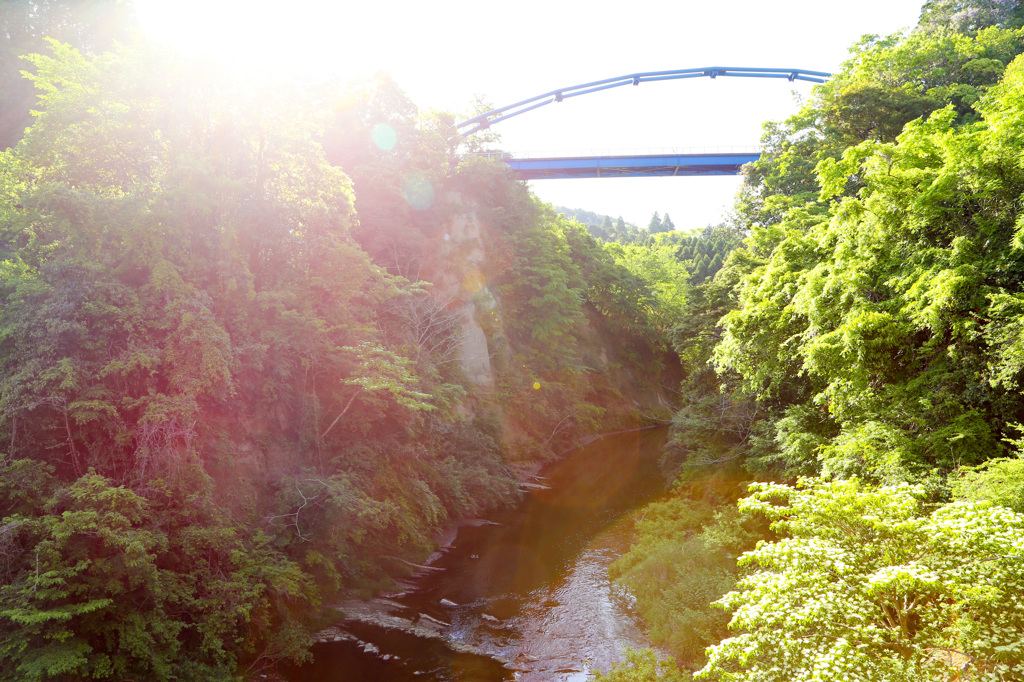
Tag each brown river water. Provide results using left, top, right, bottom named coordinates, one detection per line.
left=283, top=426, right=669, bottom=681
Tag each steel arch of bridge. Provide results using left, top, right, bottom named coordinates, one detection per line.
left=456, top=66, right=831, bottom=137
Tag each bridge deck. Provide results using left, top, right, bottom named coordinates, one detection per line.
left=503, top=152, right=761, bottom=179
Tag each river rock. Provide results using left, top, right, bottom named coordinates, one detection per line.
left=440, top=598, right=458, bottom=608
left=418, top=613, right=451, bottom=628
left=520, top=481, right=553, bottom=491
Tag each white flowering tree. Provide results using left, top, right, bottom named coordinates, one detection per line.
left=697, top=478, right=1024, bottom=681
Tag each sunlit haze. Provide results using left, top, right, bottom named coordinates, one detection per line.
left=136, top=0, right=928, bottom=229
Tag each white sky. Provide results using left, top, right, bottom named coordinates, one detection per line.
left=136, top=0, right=927, bottom=229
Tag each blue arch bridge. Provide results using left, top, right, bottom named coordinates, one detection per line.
left=456, top=67, right=830, bottom=180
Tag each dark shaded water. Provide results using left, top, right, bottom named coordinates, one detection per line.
left=284, top=427, right=668, bottom=681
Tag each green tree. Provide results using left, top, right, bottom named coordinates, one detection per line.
left=735, top=22, right=1024, bottom=232
left=951, top=447, right=1024, bottom=513
left=495, top=202, right=585, bottom=367
left=456, top=93, right=502, bottom=153
left=918, top=0, right=1024, bottom=34
left=717, top=51, right=1024, bottom=478
left=0, top=467, right=314, bottom=680
left=323, top=72, right=452, bottom=279
left=699, top=478, right=1024, bottom=682
left=609, top=241, right=690, bottom=332
left=648, top=211, right=664, bottom=233
left=0, top=0, right=134, bottom=149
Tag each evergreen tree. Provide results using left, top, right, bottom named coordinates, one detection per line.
left=707, top=252, right=723, bottom=278
left=648, top=211, right=663, bottom=233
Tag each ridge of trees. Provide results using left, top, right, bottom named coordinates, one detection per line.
left=554, top=206, right=641, bottom=243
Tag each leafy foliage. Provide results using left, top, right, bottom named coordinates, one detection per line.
left=951, top=452, right=1024, bottom=512
left=0, top=464, right=314, bottom=680
left=716, top=53, right=1024, bottom=479
left=618, top=11, right=1024, bottom=682
left=698, top=479, right=1024, bottom=682
left=609, top=494, right=760, bottom=670
left=0, top=0, right=135, bottom=149
left=594, top=648, right=689, bottom=682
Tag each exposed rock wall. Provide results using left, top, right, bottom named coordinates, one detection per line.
left=418, top=191, right=678, bottom=431
left=419, top=192, right=502, bottom=392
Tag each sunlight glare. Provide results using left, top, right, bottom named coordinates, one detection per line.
left=134, top=0, right=420, bottom=82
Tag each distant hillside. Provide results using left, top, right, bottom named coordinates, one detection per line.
left=554, top=206, right=645, bottom=243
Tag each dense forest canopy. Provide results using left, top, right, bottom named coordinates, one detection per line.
left=0, top=5, right=684, bottom=679
left=599, top=2, right=1024, bottom=681
left=2, top=1, right=1024, bottom=681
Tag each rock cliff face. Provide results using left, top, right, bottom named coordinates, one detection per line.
left=419, top=192, right=502, bottom=392
left=420, top=192, right=679, bottom=429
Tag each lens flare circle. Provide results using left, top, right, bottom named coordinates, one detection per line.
left=371, top=123, right=397, bottom=150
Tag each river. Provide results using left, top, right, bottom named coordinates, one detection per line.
left=283, top=426, right=669, bottom=681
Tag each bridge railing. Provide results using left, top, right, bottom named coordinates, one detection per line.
left=469, top=145, right=762, bottom=161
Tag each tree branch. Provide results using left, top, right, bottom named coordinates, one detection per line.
left=320, top=388, right=362, bottom=440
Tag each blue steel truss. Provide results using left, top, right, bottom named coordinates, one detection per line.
left=456, top=67, right=831, bottom=136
